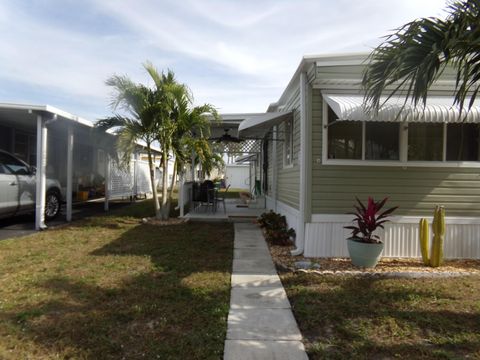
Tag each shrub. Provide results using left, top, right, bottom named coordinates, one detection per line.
left=257, top=211, right=295, bottom=246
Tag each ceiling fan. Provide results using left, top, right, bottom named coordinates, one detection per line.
left=209, top=128, right=243, bottom=143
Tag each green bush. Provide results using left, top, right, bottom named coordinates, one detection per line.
left=257, top=210, right=295, bottom=246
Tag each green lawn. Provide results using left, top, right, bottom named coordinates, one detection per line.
left=217, top=188, right=249, bottom=199
left=281, top=273, right=480, bottom=359
left=0, top=201, right=234, bottom=360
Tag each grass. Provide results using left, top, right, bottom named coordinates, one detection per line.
left=0, top=200, right=234, bottom=359
left=281, top=273, right=480, bottom=359
left=217, top=188, right=249, bottom=199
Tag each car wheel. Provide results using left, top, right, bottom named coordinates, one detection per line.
left=45, top=190, right=61, bottom=220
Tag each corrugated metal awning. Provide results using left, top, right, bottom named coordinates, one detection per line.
left=238, top=111, right=292, bottom=138
left=323, top=93, right=480, bottom=123
left=235, top=154, right=257, bottom=163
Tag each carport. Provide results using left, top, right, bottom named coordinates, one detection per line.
left=0, top=103, right=157, bottom=230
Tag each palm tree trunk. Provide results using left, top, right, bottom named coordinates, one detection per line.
left=161, top=151, right=169, bottom=220
left=166, top=159, right=178, bottom=215
left=146, top=145, right=161, bottom=218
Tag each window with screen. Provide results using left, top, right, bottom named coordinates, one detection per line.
left=327, top=106, right=362, bottom=159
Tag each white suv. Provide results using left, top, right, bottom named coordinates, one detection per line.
left=0, top=150, right=62, bottom=220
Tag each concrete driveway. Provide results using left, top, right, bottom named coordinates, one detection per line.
left=0, top=200, right=134, bottom=241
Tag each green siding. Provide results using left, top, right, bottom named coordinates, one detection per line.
left=311, top=89, right=322, bottom=166
left=312, top=165, right=480, bottom=216
left=310, top=87, right=480, bottom=217
left=275, top=87, right=301, bottom=209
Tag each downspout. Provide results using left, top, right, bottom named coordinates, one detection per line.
left=291, top=71, right=311, bottom=255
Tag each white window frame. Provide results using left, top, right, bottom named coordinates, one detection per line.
left=321, top=99, right=480, bottom=168
left=283, top=118, right=294, bottom=168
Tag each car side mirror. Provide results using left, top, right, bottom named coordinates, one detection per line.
left=30, top=166, right=36, bottom=175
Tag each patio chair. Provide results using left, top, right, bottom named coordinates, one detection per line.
left=192, top=181, right=215, bottom=212
left=215, top=185, right=230, bottom=213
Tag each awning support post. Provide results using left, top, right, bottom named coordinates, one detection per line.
left=179, top=172, right=185, bottom=217
left=104, top=154, right=110, bottom=211
left=272, top=125, right=278, bottom=212
left=66, top=125, right=74, bottom=222
left=35, top=114, right=47, bottom=230
left=133, top=151, right=138, bottom=200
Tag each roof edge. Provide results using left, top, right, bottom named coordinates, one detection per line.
left=268, top=52, right=370, bottom=112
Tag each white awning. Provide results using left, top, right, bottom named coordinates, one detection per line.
left=238, top=111, right=293, bottom=138
left=235, top=154, right=257, bottom=163
left=323, top=94, right=480, bottom=123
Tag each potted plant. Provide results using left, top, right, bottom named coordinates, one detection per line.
left=344, top=197, right=398, bottom=268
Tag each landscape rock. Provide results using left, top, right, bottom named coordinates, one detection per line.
left=294, top=261, right=312, bottom=269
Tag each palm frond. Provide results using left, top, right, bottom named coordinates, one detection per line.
left=363, top=0, right=480, bottom=116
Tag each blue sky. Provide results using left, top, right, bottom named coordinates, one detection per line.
left=0, top=0, right=447, bottom=121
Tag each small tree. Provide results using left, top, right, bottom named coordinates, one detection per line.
left=96, top=68, right=164, bottom=218
left=143, top=62, right=220, bottom=219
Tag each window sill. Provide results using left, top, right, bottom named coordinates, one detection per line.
left=321, top=159, right=480, bottom=168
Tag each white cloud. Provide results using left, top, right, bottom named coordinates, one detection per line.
left=0, top=0, right=448, bottom=118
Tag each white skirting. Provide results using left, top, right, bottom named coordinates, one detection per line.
left=304, top=214, right=480, bottom=259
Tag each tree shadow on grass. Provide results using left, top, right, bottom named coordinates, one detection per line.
left=0, top=222, right=234, bottom=360
left=282, top=274, right=480, bottom=360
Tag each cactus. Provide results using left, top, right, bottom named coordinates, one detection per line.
left=430, top=205, right=445, bottom=267
left=419, top=218, right=430, bottom=265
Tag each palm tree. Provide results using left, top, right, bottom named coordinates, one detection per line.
left=362, top=0, right=480, bottom=114
left=164, top=89, right=220, bottom=217
left=143, top=63, right=220, bottom=219
left=95, top=67, right=165, bottom=218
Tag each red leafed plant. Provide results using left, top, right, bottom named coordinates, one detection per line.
left=344, top=197, right=398, bottom=244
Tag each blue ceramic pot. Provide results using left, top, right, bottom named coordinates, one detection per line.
left=347, top=238, right=384, bottom=268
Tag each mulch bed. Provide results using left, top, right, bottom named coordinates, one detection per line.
left=269, top=243, right=480, bottom=275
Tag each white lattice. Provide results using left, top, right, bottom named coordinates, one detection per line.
left=109, top=160, right=153, bottom=199
left=215, top=139, right=261, bottom=154
left=109, top=162, right=133, bottom=198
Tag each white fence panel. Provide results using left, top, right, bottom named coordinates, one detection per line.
left=135, top=160, right=152, bottom=195
left=109, top=162, right=133, bottom=199
left=109, top=159, right=153, bottom=200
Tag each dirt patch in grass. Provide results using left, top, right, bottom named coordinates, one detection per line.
left=143, top=217, right=188, bottom=226
left=0, top=203, right=234, bottom=360
left=270, top=244, right=480, bottom=274
left=281, top=272, right=480, bottom=359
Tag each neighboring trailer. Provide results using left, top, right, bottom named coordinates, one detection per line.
left=0, top=104, right=159, bottom=229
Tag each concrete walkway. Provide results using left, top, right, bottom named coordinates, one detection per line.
left=224, top=223, right=308, bottom=360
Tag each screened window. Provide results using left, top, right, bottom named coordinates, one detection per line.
left=447, top=123, right=480, bottom=161
left=365, top=122, right=399, bottom=160
left=284, top=119, right=294, bottom=165
left=327, top=107, right=362, bottom=159
left=324, top=103, right=480, bottom=165
left=408, top=123, right=444, bottom=161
